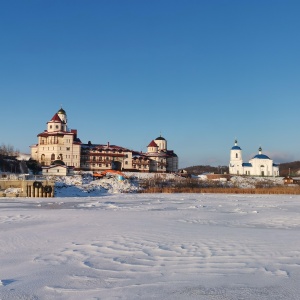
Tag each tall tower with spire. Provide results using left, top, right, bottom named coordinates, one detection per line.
left=229, top=139, right=243, bottom=175
left=57, top=107, right=67, bottom=131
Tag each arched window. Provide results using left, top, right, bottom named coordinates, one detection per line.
left=58, top=154, right=63, bottom=160
left=41, top=154, right=45, bottom=161
left=51, top=154, right=55, bottom=161
left=236, top=153, right=238, bottom=158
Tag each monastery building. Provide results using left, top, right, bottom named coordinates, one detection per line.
left=30, top=108, right=178, bottom=173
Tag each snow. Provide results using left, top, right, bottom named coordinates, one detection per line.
left=46, top=172, right=286, bottom=197
left=48, top=172, right=181, bottom=197
left=16, top=153, right=31, bottom=161
left=0, top=174, right=299, bottom=298
left=1, top=186, right=300, bottom=299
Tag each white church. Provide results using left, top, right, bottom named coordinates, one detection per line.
left=229, top=140, right=279, bottom=177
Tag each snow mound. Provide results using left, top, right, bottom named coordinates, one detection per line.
left=52, top=173, right=140, bottom=197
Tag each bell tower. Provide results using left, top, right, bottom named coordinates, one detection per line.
left=57, top=107, right=67, bottom=131
left=230, top=140, right=242, bottom=161
left=229, top=139, right=243, bottom=174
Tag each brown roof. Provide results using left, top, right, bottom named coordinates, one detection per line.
left=49, top=113, right=62, bottom=122
left=147, top=140, right=158, bottom=147
left=37, top=131, right=76, bottom=137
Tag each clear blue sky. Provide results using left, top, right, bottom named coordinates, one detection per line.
left=1, top=0, right=300, bottom=168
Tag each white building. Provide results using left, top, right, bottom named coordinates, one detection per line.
left=42, top=160, right=75, bottom=176
left=30, top=108, right=82, bottom=169
left=229, top=140, right=279, bottom=176
left=31, top=108, right=179, bottom=173
left=145, top=136, right=178, bottom=172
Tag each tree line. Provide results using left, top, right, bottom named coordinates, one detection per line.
left=0, top=143, right=20, bottom=157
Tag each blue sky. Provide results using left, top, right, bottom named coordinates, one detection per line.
left=1, top=0, right=300, bottom=168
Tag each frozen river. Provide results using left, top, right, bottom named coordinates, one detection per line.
left=1, top=193, right=300, bottom=299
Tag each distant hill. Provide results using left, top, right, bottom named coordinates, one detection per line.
left=279, top=161, right=300, bottom=177
left=182, top=165, right=229, bottom=175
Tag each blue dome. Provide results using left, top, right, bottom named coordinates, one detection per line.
left=252, top=154, right=270, bottom=160
left=242, top=163, right=252, bottom=167
left=231, top=146, right=241, bottom=150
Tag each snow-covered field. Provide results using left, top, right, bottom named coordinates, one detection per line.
left=1, top=192, right=300, bottom=299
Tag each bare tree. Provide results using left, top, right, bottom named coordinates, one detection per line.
left=0, top=143, right=18, bottom=156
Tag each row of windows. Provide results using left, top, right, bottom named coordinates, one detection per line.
left=133, top=165, right=149, bottom=169
left=81, top=154, right=129, bottom=159
left=49, top=125, right=60, bottom=129
left=41, top=154, right=78, bottom=160
left=42, top=147, right=71, bottom=151
left=84, top=164, right=110, bottom=168
left=83, top=149, right=125, bottom=154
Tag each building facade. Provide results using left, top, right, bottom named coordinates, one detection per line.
left=144, top=136, right=178, bottom=172
left=31, top=108, right=179, bottom=173
left=229, top=140, right=279, bottom=176
left=30, top=108, right=82, bottom=169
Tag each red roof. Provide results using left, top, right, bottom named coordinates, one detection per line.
left=37, top=131, right=75, bottom=137
left=50, top=113, right=62, bottom=122
left=147, top=140, right=158, bottom=147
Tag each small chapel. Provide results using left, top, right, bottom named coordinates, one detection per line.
left=229, top=140, right=279, bottom=177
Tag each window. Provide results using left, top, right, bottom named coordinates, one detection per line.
left=51, top=154, right=55, bottom=161
left=236, top=153, right=238, bottom=158
left=125, top=161, right=128, bottom=165
left=57, top=170, right=59, bottom=173
left=50, top=125, right=52, bottom=129
left=56, top=125, right=59, bottom=129
left=66, top=147, right=70, bottom=151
